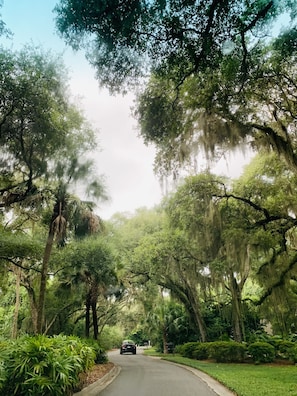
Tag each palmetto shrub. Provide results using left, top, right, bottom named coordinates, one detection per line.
left=0, top=334, right=97, bottom=395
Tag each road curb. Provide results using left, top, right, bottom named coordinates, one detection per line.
left=149, top=357, right=235, bottom=396
left=167, top=362, right=236, bottom=396
left=74, top=365, right=121, bottom=396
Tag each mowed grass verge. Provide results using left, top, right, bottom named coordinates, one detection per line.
left=144, top=349, right=297, bottom=396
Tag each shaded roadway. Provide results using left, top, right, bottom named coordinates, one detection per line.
left=87, top=347, right=236, bottom=396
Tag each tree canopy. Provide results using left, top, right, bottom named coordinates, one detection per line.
left=55, top=0, right=291, bottom=92
left=55, top=1, right=297, bottom=176
left=0, top=45, right=105, bottom=209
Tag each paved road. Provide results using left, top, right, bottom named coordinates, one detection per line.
left=99, top=348, right=234, bottom=396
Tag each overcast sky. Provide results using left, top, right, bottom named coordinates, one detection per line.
left=0, top=0, right=253, bottom=219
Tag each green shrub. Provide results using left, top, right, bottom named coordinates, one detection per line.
left=99, top=325, right=124, bottom=350
left=248, top=341, right=275, bottom=364
left=179, top=342, right=200, bottom=358
left=0, top=335, right=98, bottom=395
left=208, top=341, right=246, bottom=363
left=288, top=345, right=297, bottom=363
left=84, top=338, right=108, bottom=364
left=192, top=343, right=209, bottom=360
left=173, top=344, right=183, bottom=354
left=0, top=359, right=7, bottom=391
left=273, top=340, right=295, bottom=359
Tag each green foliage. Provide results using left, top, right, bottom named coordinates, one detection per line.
left=208, top=341, right=246, bottom=363
left=136, top=79, right=184, bottom=146
left=269, top=339, right=295, bottom=360
left=288, top=345, right=297, bottom=363
left=0, top=45, right=105, bottom=212
left=174, top=342, right=209, bottom=360
left=98, top=326, right=124, bottom=350
left=192, top=343, right=209, bottom=360
left=0, top=335, right=100, bottom=395
left=136, top=20, right=297, bottom=180
left=177, top=341, right=248, bottom=362
left=248, top=341, right=275, bottom=364
left=55, top=0, right=284, bottom=93
left=129, top=329, right=149, bottom=347
left=49, top=234, right=119, bottom=339
left=178, top=342, right=200, bottom=359
left=82, top=338, right=107, bottom=364
left=0, top=46, right=66, bottom=201
left=0, top=229, right=43, bottom=260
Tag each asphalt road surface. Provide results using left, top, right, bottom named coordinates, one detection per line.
left=99, top=347, right=232, bottom=396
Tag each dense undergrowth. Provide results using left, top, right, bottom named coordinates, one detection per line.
left=0, top=334, right=107, bottom=395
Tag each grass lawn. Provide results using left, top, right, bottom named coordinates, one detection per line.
left=144, top=349, right=297, bottom=396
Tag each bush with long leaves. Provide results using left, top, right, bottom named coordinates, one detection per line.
left=0, top=335, right=99, bottom=395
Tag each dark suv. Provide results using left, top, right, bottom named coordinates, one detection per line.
left=120, top=340, right=137, bottom=355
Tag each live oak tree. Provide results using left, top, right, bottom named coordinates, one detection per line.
left=107, top=207, right=165, bottom=293
left=162, top=168, right=294, bottom=341
left=163, top=172, right=251, bottom=342
left=54, top=0, right=289, bottom=93
left=107, top=208, right=186, bottom=340
left=136, top=26, right=297, bottom=177
left=55, top=0, right=297, bottom=176
left=131, top=227, right=209, bottom=341
left=172, top=155, right=297, bottom=338
left=232, top=153, right=297, bottom=336
left=113, top=197, right=251, bottom=342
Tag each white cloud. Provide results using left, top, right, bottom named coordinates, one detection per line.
left=65, top=58, right=163, bottom=219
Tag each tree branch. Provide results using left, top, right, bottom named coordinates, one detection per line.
left=255, top=252, right=297, bottom=305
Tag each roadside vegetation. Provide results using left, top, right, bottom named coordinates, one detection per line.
left=0, top=335, right=106, bottom=395
left=144, top=346, right=297, bottom=396
left=162, top=356, right=297, bottom=396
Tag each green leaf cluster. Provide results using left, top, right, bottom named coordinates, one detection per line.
left=0, top=334, right=99, bottom=395
left=55, top=0, right=286, bottom=93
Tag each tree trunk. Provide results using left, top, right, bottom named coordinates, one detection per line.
left=165, top=278, right=208, bottom=341
left=36, top=199, right=66, bottom=334
left=91, top=299, right=99, bottom=340
left=163, top=325, right=168, bottom=354
left=12, top=266, right=21, bottom=338
left=85, top=292, right=91, bottom=338
left=22, top=277, right=38, bottom=334
left=36, top=230, right=54, bottom=334
left=230, top=273, right=244, bottom=342
left=90, top=280, right=100, bottom=340
left=185, top=282, right=208, bottom=342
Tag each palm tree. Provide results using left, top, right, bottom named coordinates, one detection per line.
left=36, top=157, right=108, bottom=334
